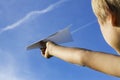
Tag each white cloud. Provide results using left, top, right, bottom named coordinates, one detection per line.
left=0, top=49, right=17, bottom=80
left=0, top=0, right=67, bottom=33
left=0, top=49, right=33, bottom=80
left=71, top=20, right=97, bottom=34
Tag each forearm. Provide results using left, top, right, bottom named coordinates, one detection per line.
left=48, top=43, right=120, bottom=77
left=83, top=51, right=120, bottom=77
left=49, top=44, right=87, bottom=65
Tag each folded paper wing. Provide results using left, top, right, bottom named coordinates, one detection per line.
left=27, top=27, right=73, bottom=50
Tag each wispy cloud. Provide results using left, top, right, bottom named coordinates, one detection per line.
left=0, top=49, right=18, bottom=80
left=0, top=49, right=34, bottom=80
left=0, top=0, right=67, bottom=33
left=71, top=20, right=97, bottom=34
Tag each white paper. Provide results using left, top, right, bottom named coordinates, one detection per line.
left=27, top=27, right=73, bottom=50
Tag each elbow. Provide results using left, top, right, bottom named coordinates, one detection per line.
left=112, top=73, right=120, bottom=78
left=73, top=49, right=87, bottom=66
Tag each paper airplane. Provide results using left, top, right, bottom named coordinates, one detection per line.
left=27, top=27, right=73, bottom=50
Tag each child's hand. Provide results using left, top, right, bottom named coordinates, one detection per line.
left=40, top=41, right=53, bottom=59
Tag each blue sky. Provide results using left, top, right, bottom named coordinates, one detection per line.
left=0, top=0, right=119, bottom=80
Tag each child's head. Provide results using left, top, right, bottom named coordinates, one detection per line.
left=92, top=0, right=120, bottom=24
left=92, top=0, right=120, bottom=53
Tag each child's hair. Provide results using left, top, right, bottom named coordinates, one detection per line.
left=92, top=0, right=120, bottom=24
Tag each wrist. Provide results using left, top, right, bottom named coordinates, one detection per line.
left=46, top=41, right=57, bottom=56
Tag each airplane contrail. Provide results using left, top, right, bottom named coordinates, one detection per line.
left=71, top=20, right=97, bottom=34
left=0, top=0, right=67, bottom=33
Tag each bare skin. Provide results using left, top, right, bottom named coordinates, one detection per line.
left=40, top=41, right=120, bottom=77
left=39, top=0, right=120, bottom=78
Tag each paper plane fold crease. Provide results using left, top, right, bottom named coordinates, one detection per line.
left=27, top=27, right=73, bottom=50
